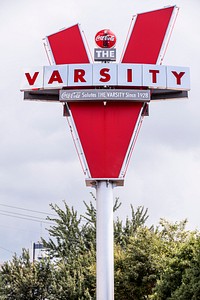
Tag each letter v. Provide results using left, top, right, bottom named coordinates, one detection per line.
left=25, top=72, right=39, bottom=85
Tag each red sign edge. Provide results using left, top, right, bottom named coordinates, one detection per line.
left=120, top=5, right=179, bottom=64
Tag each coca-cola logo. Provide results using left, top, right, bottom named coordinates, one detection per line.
left=95, top=29, right=116, bottom=49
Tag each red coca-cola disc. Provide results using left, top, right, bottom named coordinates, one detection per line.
left=95, top=29, right=116, bottom=49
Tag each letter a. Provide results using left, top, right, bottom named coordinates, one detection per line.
left=48, top=70, right=63, bottom=84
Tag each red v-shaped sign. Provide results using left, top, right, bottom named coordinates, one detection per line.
left=45, top=6, right=178, bottom=179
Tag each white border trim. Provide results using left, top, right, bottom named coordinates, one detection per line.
left=67, top=106, right=91, bottom=178
left=43, top=37, right=56, bottom=65
left=120, top=14, right=137, bottom=63
left=119, top=103, right=144, bottom=178
left=77, top=23, right=93, bottom=64
left=157, top=6, right=179, bottom=64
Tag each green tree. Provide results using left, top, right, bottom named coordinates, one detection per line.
left=48, top=249, right=96, bottom=300
left=0, top=200, right=156, bottom=299
left=115, top=227, right=159, bottom=300
left=114, top=205, right=150, bottom=248
left=152, top=219, right=200, bottom=300
left=42, top=199, right=152, bottom=299
left=2, top=198, right=200, bottom=299
left=41, top=200, right=97, bottom=299
left=0, top=249, right=53, bottom=300
left=171, top=242, right=200, bottom=299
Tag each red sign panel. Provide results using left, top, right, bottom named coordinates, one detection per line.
left=121, top=6, right=177, bottom=64
left=46, top=24, right=90, bottom=64
left=68, top=101, right=143, bottom=178
left=45, top=7, right=178, bottom=179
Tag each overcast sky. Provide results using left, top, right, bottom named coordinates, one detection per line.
left=0, top=0, right=199, bottom=263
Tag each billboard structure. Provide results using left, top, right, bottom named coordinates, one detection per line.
left=21, top=6, right=190, bottom=299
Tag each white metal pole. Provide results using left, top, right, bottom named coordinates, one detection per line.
left=96, top=180, right=114, bottom=300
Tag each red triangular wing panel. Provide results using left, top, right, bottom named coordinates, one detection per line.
left=46, top=24, right=90, bottom=64
left=68, top=102, right=143, bottom=178
left=122, top=6, right=176, bottom=64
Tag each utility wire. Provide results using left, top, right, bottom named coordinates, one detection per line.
left=0, top=209, right=51, bottom=221
left=0, top=246, right=15, bottom=254
left=0, top=206, right=56, bottom=260
left=0, top=203, right=56, bottom=216
left=0, top=212, right=55, bottom=225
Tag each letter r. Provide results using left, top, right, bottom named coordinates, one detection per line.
left=74, top=69, right=86, bottom=82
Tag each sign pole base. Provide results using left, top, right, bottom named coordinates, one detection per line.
left=96, top=180, right=114, bottom=300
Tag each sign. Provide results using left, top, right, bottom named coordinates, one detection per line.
left=44, top=24, right=91, bottom=64
left=22, top=7, right=190, bottom=300
left=94, top=48, right=116, bottom=61
left=22, top=5, right=190, bottom=181
left=95, top=29, right=116, bottom=48
left=60, top=89, right=150, bottom=101
left=33, top=243, right=44, bottom=250
left=68, top=101, right=144, bottom=178
left=21, top=63, right=190, bottom=91
left=121, top=6, right=178, bottom=64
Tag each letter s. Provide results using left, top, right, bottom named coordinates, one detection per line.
left=99, top=68, right=111, bottom=82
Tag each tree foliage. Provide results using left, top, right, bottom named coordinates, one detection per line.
left=0, top=249, right=53, bottom=300
left=0, top=197, right=200, bottom=299
left=152, top=220, right=200, bottom=300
